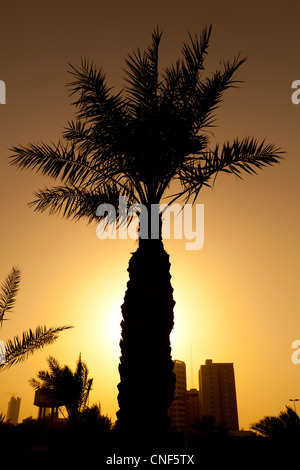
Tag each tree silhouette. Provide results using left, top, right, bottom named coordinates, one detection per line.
left=9, top=26, right=283, bottom=433
left=79, top=402, right=112, bottom=432
left=191, top=415, right=227, bottom=435
left=30, top=354, right=93, bottom=425
left=0, top=266, right=71, bottom=370
left=251, top=406, right=300, bottom=439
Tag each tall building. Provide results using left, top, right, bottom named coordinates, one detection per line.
left=168, top=360, right=187, bottom=431
left=6, top=396, right=21, bottom=425
left=185, top=388, right=200, bottom=429
left=198, top=359, right=239, bottom=431
left=168, top=360, right=201, bottom=431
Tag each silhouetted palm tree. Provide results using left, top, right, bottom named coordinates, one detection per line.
left=191, top=415, right=227, bottom=435
left=9, top=26, right=282, bottom=433
left=0, top=266, right=70, bottom=370
left=30, top=354, right=93, bottom=425
left=79, top=402, right=112, bottom=432
left=251, top=406, right=300, bottom=439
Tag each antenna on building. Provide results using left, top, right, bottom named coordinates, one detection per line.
left=190, top=344, right=194, bottom=389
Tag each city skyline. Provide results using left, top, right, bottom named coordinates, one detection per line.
left=0, top=0, right=299, bottom=431
left=168, top=358, right=239, bottom=432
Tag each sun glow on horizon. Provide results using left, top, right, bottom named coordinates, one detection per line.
left=95, top=296, right=123, bottom=357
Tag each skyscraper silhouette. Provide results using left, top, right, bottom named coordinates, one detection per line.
left=6, top=396, right=21, bottom=425
left=198, top=359, right=239, bottom=430
left=185, top=388, right=200, bottom=428
left=168, top=360, right=187, bottom=431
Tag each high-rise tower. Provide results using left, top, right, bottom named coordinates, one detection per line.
left=6, top=396, right=21, bottom=425
left=198, top=359, right=239, bottom=430
left=168, top=360, right=187, bottom=431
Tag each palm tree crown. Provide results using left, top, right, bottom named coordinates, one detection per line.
left=251, top=406, right=300, bottom=439
left=30, top=354, right=93, bottom=423
left=10, top=25, right=282, bottom=232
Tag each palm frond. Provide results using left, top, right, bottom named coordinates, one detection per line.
left=29, top=183, right=138, bottom=226
left=124, top=26, right=162, bottom=115
left=29, top=356, right=62, bottom=390
left=0, top=325, right=72, bottom=370
left=63, top=119, right=90, bottom=149
left=68, top=58, right=124, bottom=118
left=68, top=59, right=109, bottom=103
left=207, top=137, right=283, bottom=179
left=0, top=267, right=21, bottom=325
left=180, top=25, right=212, bottom=94
left=66, top=59, right=127, bottom=157
left=10, top=139, right=136, bottom=199
left=10, top=141, right=106, bottom=187
left=174, top=137, right=284, bottom=203
left=192, top=55, right=247, bottom=129
left=29, top=185, right=116, bottom=223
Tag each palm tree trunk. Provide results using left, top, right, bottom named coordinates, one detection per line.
left=116, top=236, right=176, bottom=435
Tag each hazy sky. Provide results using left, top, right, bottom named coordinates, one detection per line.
left=1, top=0, right=299, bottom=430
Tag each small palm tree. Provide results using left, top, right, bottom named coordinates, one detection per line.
left=191, top=415, right=227, bottom=435
left=9, top=26, right=283, bottom=433
left=251, top=406, right=300, bottom=439
left=79, top=402, right=112, bottom=432
left=30, top=354, right=93, bottom=425
left=0, top=267, right=71, bottom=370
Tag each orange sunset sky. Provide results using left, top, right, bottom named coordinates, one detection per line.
left=0, top=0, right=299, bottom=430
